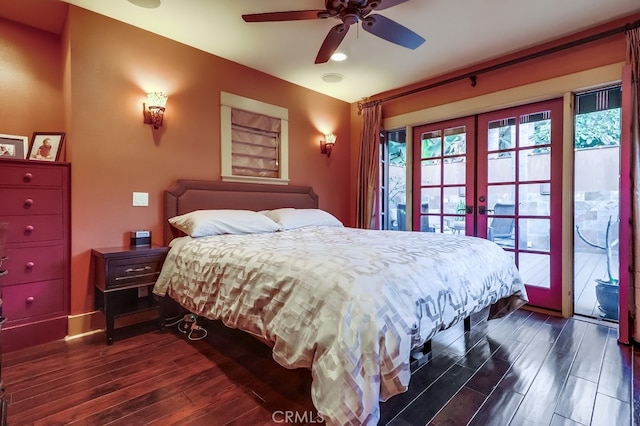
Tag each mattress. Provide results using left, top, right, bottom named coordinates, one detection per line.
left=153, top=226, right=527, bottom=425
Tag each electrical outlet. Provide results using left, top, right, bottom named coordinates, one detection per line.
left=132, top=192, right=149, bottom=206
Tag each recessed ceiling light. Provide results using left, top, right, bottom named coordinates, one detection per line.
left=322, top=73, right=344, bottom=83
left=331, top=52, right=347, bottom=62
left=127, top=0, right=161, bottom=9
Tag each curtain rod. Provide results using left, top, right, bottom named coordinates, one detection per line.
left=359, top=19, right=640, bottom=109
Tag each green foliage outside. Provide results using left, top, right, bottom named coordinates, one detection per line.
left=574, top=109, right=621, bottom=148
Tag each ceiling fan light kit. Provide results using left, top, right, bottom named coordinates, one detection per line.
left=242, top=0, right=425, bottom=64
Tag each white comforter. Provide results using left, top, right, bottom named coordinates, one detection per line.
left=153, top=226, right=527, bottom=425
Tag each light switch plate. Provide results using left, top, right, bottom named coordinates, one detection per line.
left=132, top=192, right=149, bottom=206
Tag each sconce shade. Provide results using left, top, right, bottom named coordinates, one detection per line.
left=321, top=133, right=336, bottom=157
left=143, top=92, right=168, bottom=129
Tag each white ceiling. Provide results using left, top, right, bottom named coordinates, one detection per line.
left=58, top=0, right=640, bottom=103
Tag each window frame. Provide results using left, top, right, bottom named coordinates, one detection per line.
left=220, top=91, right=289, bottom=184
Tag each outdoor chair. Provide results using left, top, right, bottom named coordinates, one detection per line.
left=488, top=202, right=515, bottom=247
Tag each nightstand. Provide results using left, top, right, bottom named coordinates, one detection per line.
left=91, top=245, right=169, bottom=345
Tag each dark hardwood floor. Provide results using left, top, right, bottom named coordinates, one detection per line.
left=2, top=308, right=636, bottom=425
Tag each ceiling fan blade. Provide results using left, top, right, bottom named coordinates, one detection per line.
left=242, top=10, right=324, bottom=22
left=361, top=14, right=425, bottom=49
left=315, top=23, right=350, bottom=64
left=373, top=0, right=410, bottom=11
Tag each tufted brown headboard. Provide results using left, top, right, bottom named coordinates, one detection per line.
left=163, top=180, right=319, bottom=245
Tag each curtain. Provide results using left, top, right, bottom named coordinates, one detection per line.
left=627, top=27, right=640, bottom=341
left=231, top=108, right=280, bottom=178
left=355, top=102, right=382, bottom=229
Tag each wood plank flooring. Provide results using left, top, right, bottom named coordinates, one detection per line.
left=2, top=308, right=636, bottom=425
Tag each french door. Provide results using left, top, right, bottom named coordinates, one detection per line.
left=413, top=99, right=564, bottom=311
left=412, top=116, right=476, bottom=236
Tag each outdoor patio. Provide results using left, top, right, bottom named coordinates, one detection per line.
left=574, top=250, right=619, bottom=321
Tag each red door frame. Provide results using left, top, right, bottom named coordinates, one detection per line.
left=476, top=99, right=564, bottom=311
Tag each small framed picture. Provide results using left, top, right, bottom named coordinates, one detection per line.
left=28, top=132, right=65, bottom=162
left=0, top=134, right=29, bottom=159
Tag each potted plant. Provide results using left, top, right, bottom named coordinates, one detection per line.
left=576, top=215, right=619, bottom=319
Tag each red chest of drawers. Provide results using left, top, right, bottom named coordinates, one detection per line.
left=0, top=159, right=70, bottom=352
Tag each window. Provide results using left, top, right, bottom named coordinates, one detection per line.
left=220, top=92, right=289, bottom=184
left=379, top=129, right=407, bottom=230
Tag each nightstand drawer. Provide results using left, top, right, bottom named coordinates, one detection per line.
left=3, top=279, right=65, bottom=321
left=0, top=188, right=64, bottom=215
left=1, top=214, right=64, bottom=243
left=0, top=164, right=63, bottom=187
left=3, top=245, right=64, bottom=285
left=107, top=256, right=165, bottom=290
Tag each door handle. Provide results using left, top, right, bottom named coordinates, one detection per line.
left=465, top=205, right=474, bottom=214
left=479, top=206, right=487, bottom=215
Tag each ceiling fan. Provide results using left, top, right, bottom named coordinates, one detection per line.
left=242, top=0, right=425, bottom=64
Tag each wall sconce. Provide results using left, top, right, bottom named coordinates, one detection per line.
left=320, top=133, right=336, bottom=157
left=143, top=92, right=168, bottom=129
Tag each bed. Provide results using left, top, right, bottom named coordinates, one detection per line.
left=153, top=179, right=528, bottom=426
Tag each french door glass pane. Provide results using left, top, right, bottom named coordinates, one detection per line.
left=443, top=186, right=465, bottom=213
left=421, top=132, right=442, bottom=158
left=487, top=184, right=516, bottom=210
left=488, top=153, right=515, bottom=183
left=487, top=118, right=516, bottom=151
left=519, top=253, right=551, bottom=288
left=444, top=126, right=467, bottom=156
left=519, top=218, right=550, bottom=252
left=421, top=187, right=441, bottom=213
left=519, top=111, right=551, bottom=147
left=518, top=184, right=550, bottom=216
left=444, top=215, right=465, bottom=234
left=421, top=160, right=441, bottom=186
left=519, top=149, right=550, bottom=181
left=443, top=157, right=466, bottom=185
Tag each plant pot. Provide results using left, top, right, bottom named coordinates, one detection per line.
left=595, top=279, right=619, bottom=320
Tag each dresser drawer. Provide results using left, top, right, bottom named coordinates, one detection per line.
left=3, top=279, right=65, bottom=321
left=0, top=163, right=63, bottom=187
left=0, top=188, right=63, bottom=215
left=106, top=255, right=165, bottom=290
left=0, top=214, right=64, bottom=243
left=3, top=245, right=64, bottom=285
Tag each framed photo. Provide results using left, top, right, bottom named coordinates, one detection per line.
left=0, top=133, right=29, bottom=159
left=28, top=132, right=65, bottom=162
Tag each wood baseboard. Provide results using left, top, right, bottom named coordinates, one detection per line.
left=67, top=309, right=160, bottom=338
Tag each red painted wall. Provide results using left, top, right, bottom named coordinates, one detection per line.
left=0, top=17, right=64, bottom=136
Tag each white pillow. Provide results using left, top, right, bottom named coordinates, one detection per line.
left=263, top=208, right=343, bottom=230
left=169, top=209, right=282, bottom=237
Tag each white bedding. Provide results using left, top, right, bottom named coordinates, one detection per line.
left=153, top=226, right=527, bottom=425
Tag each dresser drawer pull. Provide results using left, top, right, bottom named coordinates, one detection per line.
left=125, top=266, right=152, bottom=273
left=25, top=225, right=35, bottom=233
left=25, top=261, right=35, bottom=269
left=26, top=296, right=35, bottom=303
left=23, top=172, right=33, bottom=182
left=24, top=198, right=34, bottom=207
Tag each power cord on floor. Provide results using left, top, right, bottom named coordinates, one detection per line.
left=164, top=312, right=208, bottom=341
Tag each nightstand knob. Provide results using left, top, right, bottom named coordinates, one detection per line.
left=23, top=172, right=33, bottom=182
left=24, top=198, right=34, bottom=207
left=25, top=225, right=34, bottom=233
left=26, top=261, right=35, bottom=268
left=26, top=296, right=35, bottom=303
